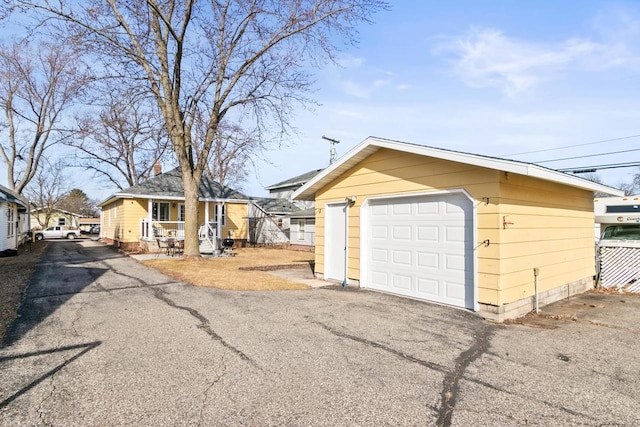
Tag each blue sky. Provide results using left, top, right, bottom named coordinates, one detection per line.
left=247, top=0, right=640, bottom=197
left=2, top=1, right=640, bottom=200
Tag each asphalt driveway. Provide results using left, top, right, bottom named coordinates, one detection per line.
left=1, top=240, right=639, bottom=426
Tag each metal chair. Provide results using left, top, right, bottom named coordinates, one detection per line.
left=156, top=238, right=171, bottom=257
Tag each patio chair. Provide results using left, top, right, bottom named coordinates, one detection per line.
left=156, top=238, right=171, bottom=257
left=174, top=239, right=184, bottom=256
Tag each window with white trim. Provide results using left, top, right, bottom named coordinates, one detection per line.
left=178, top=204, right=185, bottom=222
left=152, top=202, right=170, bottom=221
left=7, top=206, right=14, bottom=238
left=297, top=219, right=306, bottom=241
left=214, top=204, right=226, bottom=225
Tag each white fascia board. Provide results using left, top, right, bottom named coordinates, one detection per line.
left=293, top=136, right=624, bottom=200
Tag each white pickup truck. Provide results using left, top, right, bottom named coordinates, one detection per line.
left=34, top=226, right=80, bottom=240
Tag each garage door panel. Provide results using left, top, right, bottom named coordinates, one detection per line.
left=392, top=202, right=412, bottom=216
left=366, top=193, right=474, bottom=309
left=416, top=200, right=439, bottom=215
left=392, top=249, right=412, bottom=265
left=417, top=277, right=439, bottom=296
left=371, top=225, right=388, bottom=239
left=371, top=270, right=389, bottom=288
left=393, top=274, right=412, bottom=290
left=417, top=226, right=438, bottom=241
left=417, top=251, right=439, bottom=268
left=371, top=248, right=388, bottom=262
left=392, top=225, right=412, bottom=240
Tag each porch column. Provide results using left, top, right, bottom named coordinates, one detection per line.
left=147, top=199, right=153, bottom=238
left=204, top=201, right=209, bottom=228
left=216, top=202, right=223, bottom=240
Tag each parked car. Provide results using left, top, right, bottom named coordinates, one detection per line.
left=89, top=225, right=100, bottom=235
left=34, top=226, right=80, bottom=240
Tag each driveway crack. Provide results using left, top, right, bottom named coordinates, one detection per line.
left=436, top=323, right=495, bottom=427
left=197, top=354, right=227, bottom=427
left=151, top=287, right=256, bottom=366
left=311, top=320, right=448, bottom=373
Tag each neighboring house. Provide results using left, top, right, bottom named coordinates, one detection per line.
left=79, top=217, right=101, bottom=233
left=248, top=198, right=300, bottom=246
left=293, top=137, right=624, bottom=321
left=288, top=208, right=316, bottom=249
left=264, top=169, right=322, bottom=247
left=0, top=184, right=30, bottom=251
left=98, top=167, right=252, bottom=253
left=265, top=169, right=323, bottom=210
left=30, top=207, right=84, bottom=229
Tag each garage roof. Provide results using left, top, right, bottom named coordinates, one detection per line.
left=292, top=136, right=625, bottom=201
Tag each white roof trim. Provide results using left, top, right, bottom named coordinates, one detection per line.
left=292, top=136, right=625, bottom=200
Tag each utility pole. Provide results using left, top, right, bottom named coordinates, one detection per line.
left=322, top=135, right=340, bottom=165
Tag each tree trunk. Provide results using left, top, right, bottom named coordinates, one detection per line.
left=181, top=171, right=201, bottom=258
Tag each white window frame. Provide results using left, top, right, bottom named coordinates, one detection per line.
left=178, top=203, right=186, bottom=222
left=7, top=205, right=14, bottom=238
left=152, top=202, right=170, bottom=221
left=214, top=204, right=226, bottom=226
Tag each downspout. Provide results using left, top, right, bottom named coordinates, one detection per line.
left=343, top=196, right=356, bottom=288
left=534, top=267, right=540, bottom=314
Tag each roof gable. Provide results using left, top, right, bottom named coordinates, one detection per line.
left=292, top=136, right=625, bottom=201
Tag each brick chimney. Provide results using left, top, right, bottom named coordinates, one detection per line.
left=153, top=162, right=162, bottom=176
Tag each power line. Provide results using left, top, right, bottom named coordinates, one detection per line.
left=558, top=161, right=640, bottom=173
left=502, top=133, right=640, bottom=157
left=534, top=147, right=640, bottom=164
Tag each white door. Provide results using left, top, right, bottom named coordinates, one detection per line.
left=365, top=193, right=474, bottom=309
left=325, top=203, right=346, bottom=281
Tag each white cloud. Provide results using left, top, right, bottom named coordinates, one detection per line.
left=439, top=27, right=640, bottom=97
left=336, top=55, right=366, bottom=68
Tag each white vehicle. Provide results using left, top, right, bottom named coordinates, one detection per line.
left=35, top=226, right=80, bottom=240
left=594, top=195, right=640, bottom=241
left=594, top=195, right=640, bottom=292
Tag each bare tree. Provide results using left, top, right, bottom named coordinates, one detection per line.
left=24, top=160, right=68, bottom=229
left=10, top=0, right=388, bottom=256
left=71, top=90, right=170, bottom=190
left=0, top=38, right=89, bottom=194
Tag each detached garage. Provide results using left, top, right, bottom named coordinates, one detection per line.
left=292, top=137, right=623, bottom=321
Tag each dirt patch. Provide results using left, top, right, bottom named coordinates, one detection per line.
left=504, top=311, right=578, bottom=329
left=143, top=247, right=314, bottom=291
left=0, top=241, right=48, bottom=344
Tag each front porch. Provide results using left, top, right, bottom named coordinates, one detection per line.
left=140, top=219, right=224, bottom=254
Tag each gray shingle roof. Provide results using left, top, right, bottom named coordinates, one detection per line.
left=251, top=197, right=301, bottom=214
left=113, top=168, right=248, bottom=200
left=265, top=169, right=324, bottom=190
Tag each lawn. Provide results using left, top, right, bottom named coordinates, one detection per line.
left=142, top=247, right=314, bottom=291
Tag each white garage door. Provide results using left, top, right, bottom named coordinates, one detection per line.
left=365, top=193, right=474, bottom=309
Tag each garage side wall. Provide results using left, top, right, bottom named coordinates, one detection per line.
left=492, top=173, right=595, bottom=313
left=314, top=149, right=501, bottom=304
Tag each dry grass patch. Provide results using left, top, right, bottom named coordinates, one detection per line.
left=142, top=247, right=313, bottom=291
left=1, top=241, right=48, bottom=344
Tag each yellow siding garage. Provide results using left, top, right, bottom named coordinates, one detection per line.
left=294, top=137, right=623, bottom=321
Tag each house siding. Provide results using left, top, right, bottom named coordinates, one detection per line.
left=101, top=198, right=249, bottom=248
left=313, top=148, right=595, bottom=310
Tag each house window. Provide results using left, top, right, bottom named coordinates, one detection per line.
left=58, top=217, right=66, bottom=226
left=7, top=206, right=14, bottom=238
left=214, top=204, right=226, bottom=225
left=178, top=204, right=185, bottom=222
left=297, top=219, right=306, bottom=241
left=152, top=202, right=170, bottom=221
